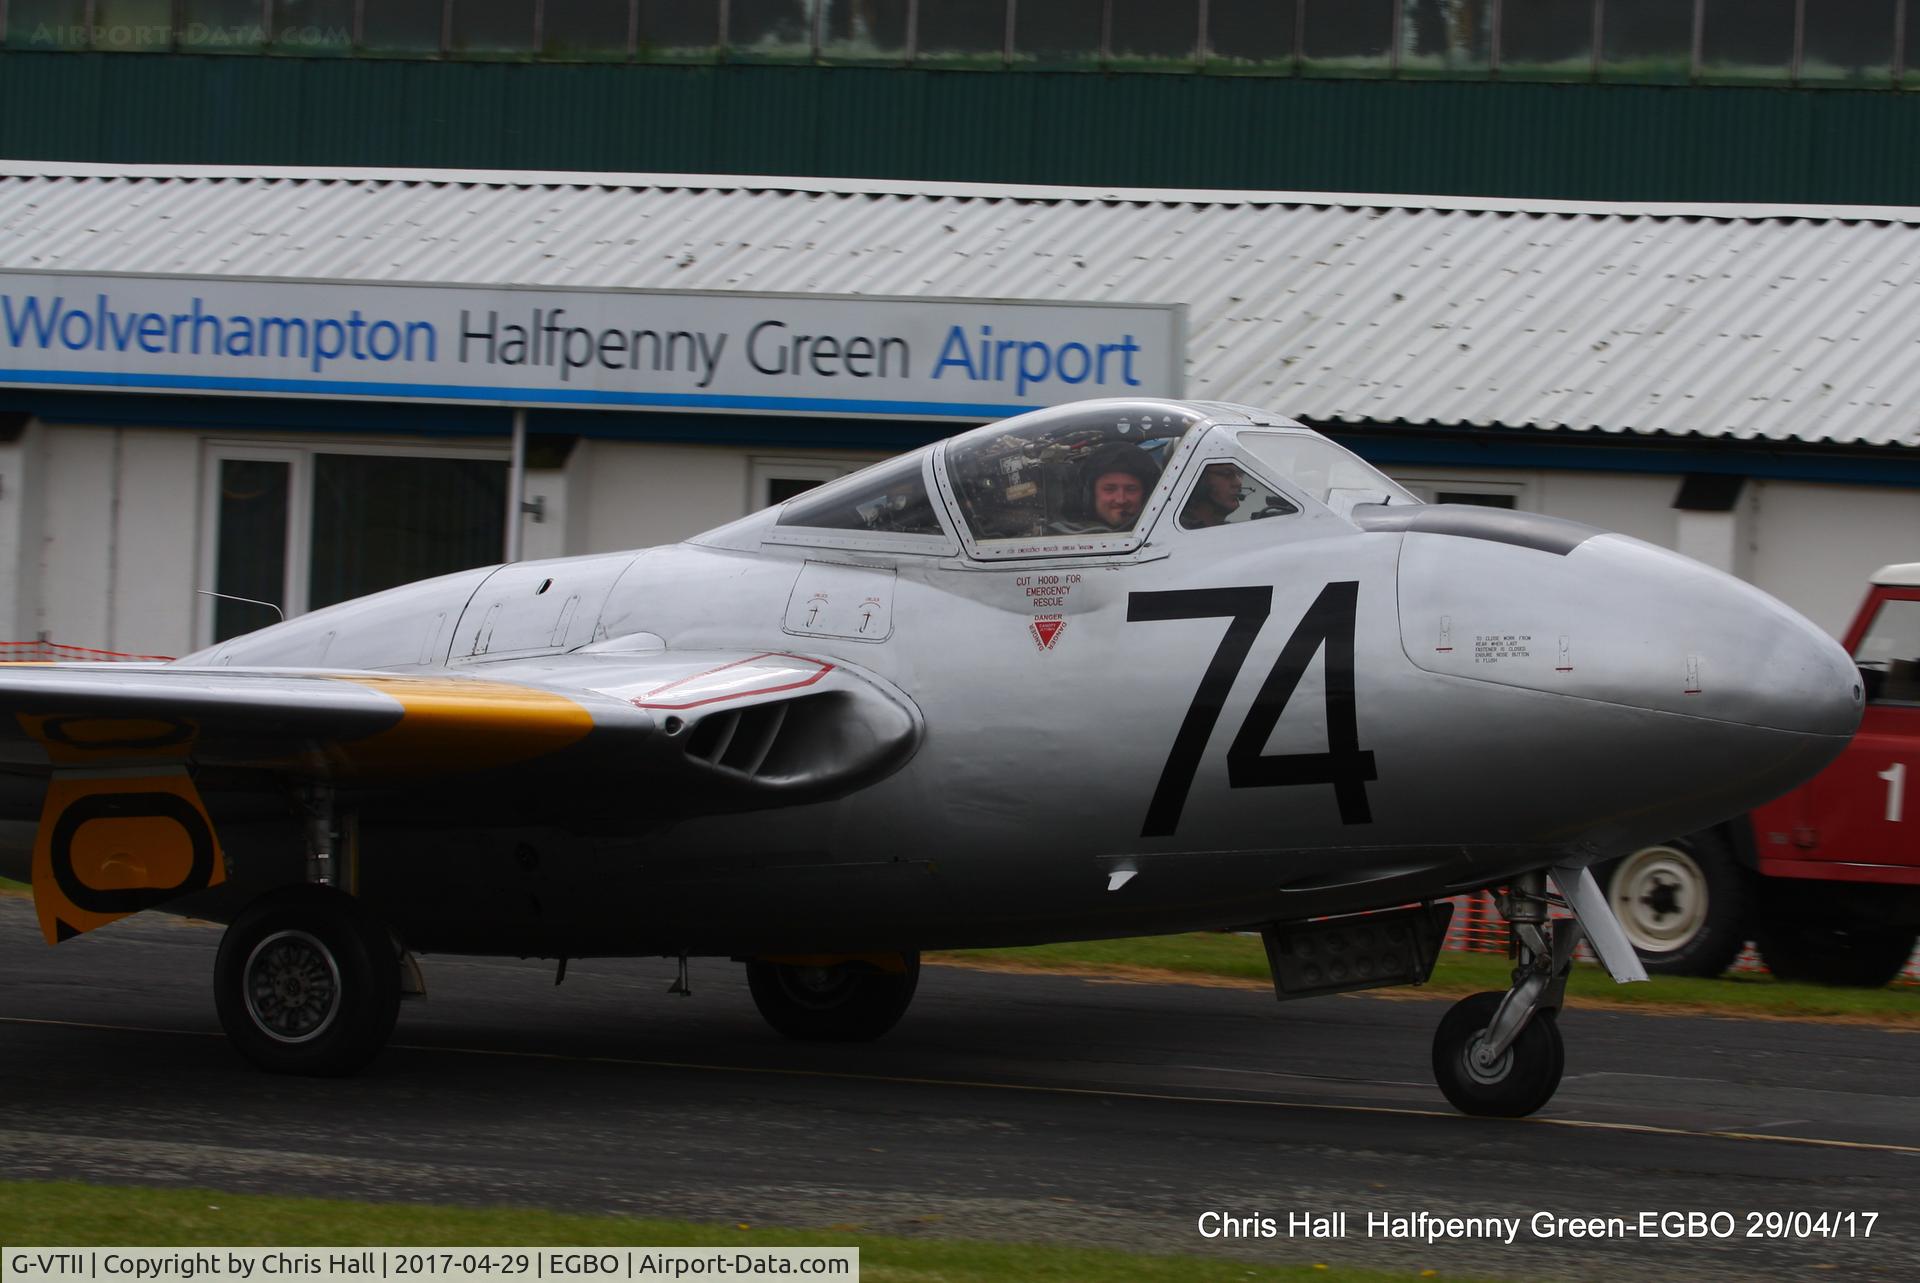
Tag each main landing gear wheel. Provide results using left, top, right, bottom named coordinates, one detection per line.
left=1432, top=991, right=1565, bottom=1118
left=747, top=952, right=920, bottom=1042
left=214, top=884, right=401, bottom=1076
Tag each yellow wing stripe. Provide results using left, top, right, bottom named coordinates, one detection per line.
left=319, top=675, right=596, bottom=774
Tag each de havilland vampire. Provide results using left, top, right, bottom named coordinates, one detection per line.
left=0, top=400, right=1861, bottom=1116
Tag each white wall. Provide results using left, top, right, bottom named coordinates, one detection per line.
left=1748, top=480, right=1920, bottom=638
left=0, top=422, right=42, bottom=643
left=114, top=429, right=202, bottom=656
left=12, top=417, right=1917, bottom=653
left=567, top=441, right=883, bottom=554
left=37, top=426, right=118, bottom=651
left=25, top=425, right=202, bottom=657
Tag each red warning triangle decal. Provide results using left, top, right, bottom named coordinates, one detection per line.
left=1031, top=619, right=1064, bottom=649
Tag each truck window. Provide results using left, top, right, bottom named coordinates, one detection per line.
left=1855, top=598, right=1920, bottom=704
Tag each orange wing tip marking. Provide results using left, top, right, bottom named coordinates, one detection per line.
left=324, top=674, right=596, bottom=773
left=32, top=771, right=225, bottom=945
left=633, top=653, right=834, bottom=710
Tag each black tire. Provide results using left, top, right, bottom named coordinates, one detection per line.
left=213, top=884, right=401, bottom=1076
left=746, top=953, right=920, bottom=1042
left=1756, top=916, right=1918, bottom=988
left=1603, top=831, right=1751, bottom=977
left=1431, top=990, right=1565, bottom=1118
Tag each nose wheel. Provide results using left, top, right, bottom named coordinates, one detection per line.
left=1433, top=990, right=1565, bottom=1117
left=1431, top=870, right=1580, bottom=1118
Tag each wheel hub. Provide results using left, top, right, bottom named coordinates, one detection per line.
left=1610, top=845, right=1708, bottom=952
left=244, top=929, right=341, bottom=1044
left=1464, top=1032, right=1513, bottom=1084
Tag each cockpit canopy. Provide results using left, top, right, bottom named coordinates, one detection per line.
left=943, top=401, right=1206, bottom=552
left=742, top=398, right=1417, bottom=561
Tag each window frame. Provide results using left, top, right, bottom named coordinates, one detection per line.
left=934, top=401, right=1213, bottom=563
left=1166, top=454, right=1300, bottom=534
left=196, top=437, right=508, bottom=648
left=1392, top=476, right=1528, bottom=509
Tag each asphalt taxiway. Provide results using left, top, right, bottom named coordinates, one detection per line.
left=0, top=897, right=1914, bottom=1282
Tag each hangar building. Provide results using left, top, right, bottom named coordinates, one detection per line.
left=1, top=160, right=1917, bottom=655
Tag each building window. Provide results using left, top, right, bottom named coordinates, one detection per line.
left=1395, top=477, right=1526, bottom=509
left=1699, top=0, right=1794, bottom=84
left=727, top=0, right=816, bottom=60
left=1301, top=0, right=1395, bottom=76
left=361, top=0, right=444, bottom=56
left=750, top=457, right=871, bottom=510
left=1205, top=0, right=1297, bottom=70
left=1403, top=0, right=1492, bottom=77
left=819, top=0, right=909, bottom=62
left=1498, top=0, right=1594, bottom=79
left=916, top=0, right=1007, bottom=66
left=203, top=444, right=507, bottom=644
left=1801, top=0, right=1899, bottom=86
left=542, top=0, right=631, bottom=60
left=451, top=0, right=536, bottom=57
left=272, top=0, right=355, bottom=54
left=1110, top=0, right=1199, bottom=67
left=1014, top=0, right=1103, bottom=68
left=181, top=0, right=269, bottom=53
left=638, top=0, right=720, bottom=59
left=1600, top=0, right=1697, bottom=83
left=5, top=0, right=92, bottom=50
left=93, top=0, right=175, bottom=51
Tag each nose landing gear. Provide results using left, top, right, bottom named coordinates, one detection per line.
left=1431, top=870, right=1583, bottom=1118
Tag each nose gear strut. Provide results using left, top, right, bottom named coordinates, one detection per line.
left=1431, top=869, right=1583, bottom=1117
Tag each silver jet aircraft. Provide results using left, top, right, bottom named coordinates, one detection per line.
left=0, top=398, right=1862, bottom=1116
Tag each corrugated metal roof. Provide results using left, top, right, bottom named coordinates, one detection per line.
left=2, top=162, right=1917, bottom=449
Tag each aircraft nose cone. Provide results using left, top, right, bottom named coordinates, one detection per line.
left=1389, top=520, right=1860, bottom=854
left=1585, top=535, right=1862, bottom=739
left=1396, top=525, right=1860, bottom=740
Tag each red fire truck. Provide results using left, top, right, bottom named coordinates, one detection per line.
left=1604, top=563, right=1920, bottom=986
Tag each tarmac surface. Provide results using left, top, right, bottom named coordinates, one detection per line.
left=1, top=896, right=1916, bottom=1282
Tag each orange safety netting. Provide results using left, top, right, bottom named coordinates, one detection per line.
left=0, top=640, right=174, bottom=662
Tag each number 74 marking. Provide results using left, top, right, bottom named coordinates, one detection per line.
left=1128, top=580, right=1377, bottom=838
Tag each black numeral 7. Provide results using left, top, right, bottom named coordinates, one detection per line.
left=1127, top=581, right=1377, bottom=837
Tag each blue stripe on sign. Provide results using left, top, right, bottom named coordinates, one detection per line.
left=0, top=368, right=1030, bottom=418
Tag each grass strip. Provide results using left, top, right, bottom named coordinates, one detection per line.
left=929, top=934, right=1920, bottom=1025
left=0, top=1182, right=1478, bottom=1283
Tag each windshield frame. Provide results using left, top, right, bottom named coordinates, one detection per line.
left=933, top=399, right=1215, bottom=562
left=762, top=448, right=961, bottom=557
left=1234, top=428, right=1420, bottom=512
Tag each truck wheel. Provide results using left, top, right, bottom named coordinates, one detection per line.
left=1756, top=918, right=1918, bottom=988
left=1603, top=832, right=1750, bottom=977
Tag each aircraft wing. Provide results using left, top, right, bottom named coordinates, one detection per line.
left=0, top=650, right=921, bottom=942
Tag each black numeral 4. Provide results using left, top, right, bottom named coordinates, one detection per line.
left=1127, top=581, right=1377, bottom=837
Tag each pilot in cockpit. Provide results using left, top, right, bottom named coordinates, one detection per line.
left=1075, top=444, right=1162, bottom=532
left=1179, top=463, right=1248, bottom=529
